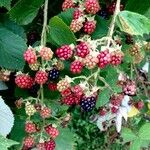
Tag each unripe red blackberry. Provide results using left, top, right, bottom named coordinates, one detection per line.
left=70, top=60, right=84, bottom=74
left=39, top=47, right=53, bottom=60
left=62, top=0, right=75, bottom=11
left=56, top=45, right=73, bottom=60
left=73, top=9, right=84, bottom=19
left=45, top=139, right=56, bottom=150
left=23, top=136, right=35, bottom=148
left=48, top=82, right=57, bottom=91
left=40, top=107, right=51, bottom=119
left=123, top=81, right=136, bottom=96
left=24, top=48, right=37, bottom=64
left=25, top=121, right=36, bottom=133
left=72, top=85, right=84, bottom=98
left=84, top=54, right=99, bottom=69
left=135, top=101, right=144, bottom=110
left=97, top=49, right=111, bottom=68
left=35, top=71, right=48, bottom=85
left=62, top=94, right=79, bottom=105
left=76, top=42, right=90, bottom=58
left=61, top=88, right=72, bottom=97
left=83, top=20, right=96, bottom=34
left=110, top=51, right=124, bottom=66
left=70, top=19, right=83, bottom=33
left=57, top=79, right=70, bottom=92
left=85, top=0, right=100, bottom=14
left=45, top=125, right=59, bottom=138
left=15, top=74, right=33, bottom=89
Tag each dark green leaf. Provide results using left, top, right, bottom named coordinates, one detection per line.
left=121, top=128, right=137, bottom=143
left=58, top=8, right=74, bottom=26
left=92, top=15, right=110, bottom=39
left=96, top=88, right=111, bottom=108
left=116, top=11, right=150, bottom=36
left=125, top=0, right=150, bottom=18
left=9, top=0, right=44, bottom=25
left=47, top=16, right=76, bottom=46
left=130, top=138, right=141, bottom=150
left=0, top=135, right=18, bottom=150
left=0, top=23, right=27, bottom=70
left=139, top=123, right=150, bottom=140
left=55, top=128, right=75, bottom=150
left=0, top=0, right=12, bottom=10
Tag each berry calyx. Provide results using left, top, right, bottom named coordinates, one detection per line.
left=23, top=136, right=35, bottom=148
left=45, top=139, right=56, bottom=150
left=80, top=96, right=96, bottom=112
left=24, top=48, right=37, bottom=64
left=70, top=60, right=84, bottom=74
left=40, top=107, right=51, bottom=119
left=45, top=125, right=59, bottom=138
left=70, top=19, right=83, bottom=33
left=48, top=68, right=59, bottom=80
left=15, top=74, right=33, bottom=89
left=39, top=47, right=53, bottom=60
left=56, top=45, right=73, bottom=60
left=97, top=49, right=111, bottom=68
left=25, top=121, right=36, bottom=133
left=83, top=20, right=96, bottom=34
left=85, top=0, right=100, bottom=14
left=76, top=42, right=90, bottom=58
left=35, top=71, right=48, bottom=85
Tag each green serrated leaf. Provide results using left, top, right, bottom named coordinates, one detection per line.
left=139, top=123, right=150, bottom=140
left=0, top=23, right=27, bottom=70
left=116, top=11, right=150, bottom=36
left=125, top=0, right=150, bottom=18
left=92, top=15, right=110, bottom=39
left=9, top=0, right=44, bottom=25
left=58, top=8, right=74, bottom=26
left=0, top=0, right=12, bottom=10
left=96, top=88, right=111, bottom=108
left=0, top=135, right=19, bottom=150
left=55, top=128, right=75, bottom=150
left=121, top=128, right=137, bottom=143
left=130, top=138, right=141, bottom=150
left=47, top=16, right=76, bottom=46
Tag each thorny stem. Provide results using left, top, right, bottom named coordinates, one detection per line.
left=107, top=0, right=121, bottom=46
left=40, top=0, right=48, bottom=104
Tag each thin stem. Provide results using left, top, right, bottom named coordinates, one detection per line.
left=107, top=0, right=121, bottom=46
left=133, top=64, right=149, bottom=98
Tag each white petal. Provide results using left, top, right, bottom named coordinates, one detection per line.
left=116, top=113, right=122, bottom=132
left=142, top=62, right=149, bottom=73
left=122, top=95, right=130, bottom=107
left=0, top=96, right=14, bottom=137
left=119, top=107, right=128, bottom=121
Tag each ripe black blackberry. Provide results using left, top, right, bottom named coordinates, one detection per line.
left=28, top=84, right=40, bottom=97
left=48, top=68, right=59, bottom=80
left=80, top=96, right=96, bottom=112
left=99, top=9, right=109, bottom=19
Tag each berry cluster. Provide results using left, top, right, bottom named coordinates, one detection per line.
left=62, top=0, right=100, bottom=34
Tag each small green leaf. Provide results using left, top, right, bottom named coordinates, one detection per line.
left=0, top=0, right=12, bottom=10
left=47, top=16, right=76, bottom=46
left=58, top=8, right=74, bottom=26
left=92, top=15, right=110, bottom=39
left=9, top=0, right=44, bottom=25
left=121, top=128, right=137, bottom=143
left=55, top=128, right=74, bottom=150
left=130, top=138, right=141, bottom=150
left=116, top=11, right=150, bottom=36
left=0, top=23, right=27, bottom=70
left=139, top=123, right=150, bottom=140
left=0, top=135, right=19, bottom=150
left=96, top=88, right=111, bottom=108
